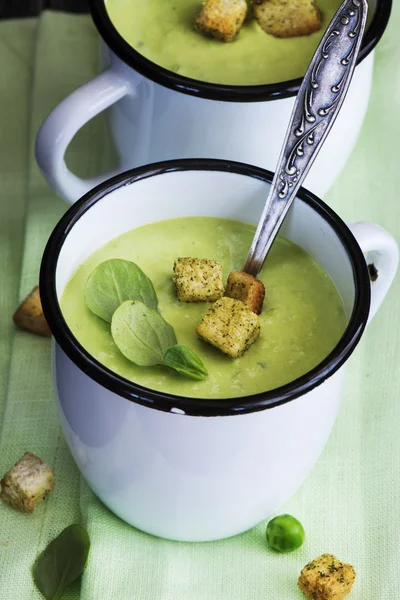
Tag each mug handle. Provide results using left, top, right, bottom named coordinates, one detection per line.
left=35, top=69, right=133, bottom=204
left=349, top=222, right=398, bottom=322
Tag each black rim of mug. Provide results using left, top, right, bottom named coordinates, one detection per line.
left=39, top=159, right=371, bottom=417
left=88, top=0, right=392, bottom=102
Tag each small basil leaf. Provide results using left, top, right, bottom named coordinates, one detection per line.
left=85, top=259, right=158, bottom=323
left=33, top=524, right=90, bottom=600
left=111, top=300, right=177, bottom=366
left=163, top=344, right=208, bottom=380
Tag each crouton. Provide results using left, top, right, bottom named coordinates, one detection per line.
left=195, top=0, right=248, bottom=42
left=298, top=553, right=356, bottom=600
left=13, top=285, right=51, bottom=337
left=225, top=271, right=265, bottom=314
left=253, top=0, right=321, bottom=38
left=0, top=452, right=55, bottom=513
left=196, top=296, right=260, bottom=358
left=173, top=257, right=224, bottom=302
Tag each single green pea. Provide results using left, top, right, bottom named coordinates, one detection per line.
left=266, top=514, right=305, bottom=553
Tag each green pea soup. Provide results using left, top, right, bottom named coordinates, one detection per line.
left=60, top=217, right=346, bottom=399
left=105, top=0, right=343, bottom=85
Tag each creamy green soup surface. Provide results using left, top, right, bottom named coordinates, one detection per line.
left=106, top=0, right=343, bottom=85
left=60, top=217, right=346, bottom=399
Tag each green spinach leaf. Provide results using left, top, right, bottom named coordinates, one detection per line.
left=33, top=524, right=90, bottom=600
left=85, top=259, right=158, bottom=322
left=163, top=345, right=208, bottom=380
left=111, top=300, right=177, bottom=366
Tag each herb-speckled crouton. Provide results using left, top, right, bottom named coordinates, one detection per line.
left=225, top=271, right=265, bottom=314
left=253, top=0, right=321, bottom=38
left=298, top=553, right=356, bottom=599
left=0, top=452, right=55, bottom=513
left=196, top=296, right=260, bottom=358
left=173, top=257, right=224, bottom=302
left=13, top=285, right=51, bottom=337
left=195, top=0, right=248, bottom=42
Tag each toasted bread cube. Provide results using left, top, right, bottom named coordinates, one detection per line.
left=225, top=271, right=265, bottom=314
left=173, top=257, right=224, bottom=302
left=13, top=285, right=51, bottom=337
left=195, top=0, right=248, bottom=42
left=298, top=553, right=356, bottom=600
left=0, top=452, right=54, bottom=513
left=253, top=0, right=321, bottom=38
left=196, top=296, right=260, bottom=358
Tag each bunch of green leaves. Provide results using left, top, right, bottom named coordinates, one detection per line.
left=85, top=259, right=207, bottom=380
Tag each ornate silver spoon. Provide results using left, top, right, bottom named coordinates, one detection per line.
left=243, top=0, right=368, bottom=277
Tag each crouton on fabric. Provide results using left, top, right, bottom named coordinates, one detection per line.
left=298, top=553, right=356, bottom=599
left=0, top=452, right=55, bottom=513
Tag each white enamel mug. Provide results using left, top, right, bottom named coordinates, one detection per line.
left=35, top=0, right=391, bottom=204
left=40, top=160, right=398, bottom=542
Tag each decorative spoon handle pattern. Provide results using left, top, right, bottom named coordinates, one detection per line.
left=243, top=0, right=368, bottom=277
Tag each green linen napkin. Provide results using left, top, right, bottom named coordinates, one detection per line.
left=0, top=7, right=399, bottom=599
left=0, top=19, right=37, bottom=424
left=0, top=13, right=114, bottom=600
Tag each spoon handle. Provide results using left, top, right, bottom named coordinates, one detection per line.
left=243, top=0, right=368, bottom=277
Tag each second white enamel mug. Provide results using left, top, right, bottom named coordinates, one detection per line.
left=35, top=0, right=392, bottom=203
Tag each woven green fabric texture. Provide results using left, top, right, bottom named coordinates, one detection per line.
left=0, top=7, right=399, bottom=599
left=0, top=13, right=114, bottom=600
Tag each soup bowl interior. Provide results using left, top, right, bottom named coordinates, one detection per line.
left=44, top=159, right=370, bottom=416
left=56, top=167, right=354, bottom=310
